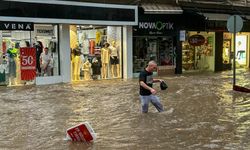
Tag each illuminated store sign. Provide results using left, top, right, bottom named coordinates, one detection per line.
left=139, top=21, right=174, bottom=30
left=188, top=34, right=205, bottom=46
left=0, top=21, right=34, bottom=31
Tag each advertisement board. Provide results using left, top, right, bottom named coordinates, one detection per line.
left=66, top=122, right=96, bottom=143
left=20, top=47, right=36, bottom=80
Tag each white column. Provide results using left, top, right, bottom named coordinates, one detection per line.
left=59, top=24, right=71, bottom=83
left=122, top=26, right=133, bottom=79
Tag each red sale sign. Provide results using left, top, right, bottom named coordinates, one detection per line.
left=20, top=47, right=36, bottom=80
left=66, top=122, right=96, bottom=143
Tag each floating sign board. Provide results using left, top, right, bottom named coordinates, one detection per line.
left=66, top=122, right=96, bottom=143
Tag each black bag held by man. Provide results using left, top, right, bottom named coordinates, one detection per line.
left=160, top=81, right=168, bottom=90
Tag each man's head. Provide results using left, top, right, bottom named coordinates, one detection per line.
left=44, top=47, right=49, bottom=54
left=146, top=60, right=157, bottom=72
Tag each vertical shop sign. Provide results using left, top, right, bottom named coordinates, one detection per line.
left=179, top=30, right=186, bottom=41
left=20, top=47, right=36, bottom=80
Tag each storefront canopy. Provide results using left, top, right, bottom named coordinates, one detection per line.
left=0, top=0, right=138, bottom=25
left=141, top=3, right=183, bottom=14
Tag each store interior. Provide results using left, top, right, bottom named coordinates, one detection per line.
left=182, top=31, right=215, bottom=72
left=0, top=24, right=59, bottom=86
left=69, top=25, right=122, bottom=81
left=223, top=32, right=249, bottom=69
left=133, top=36, right=175, bottom=74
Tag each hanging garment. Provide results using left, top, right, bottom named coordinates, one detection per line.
left=95, top=30, right=101, bottom=46
left=0, top=65, right=6, bottom=82
left=89, top=40, right=95, bottom=55
left=82, top=40, right=90, bottom=55
left=48, top=41, right=57, bottom=52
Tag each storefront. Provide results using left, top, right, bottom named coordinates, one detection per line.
left=223, top=32, right=250, bottom=70
left=133, top=13, right=180, bottom=77
left=69, top=25, right=123, bottom=81
left=0, top=0, right=138, bottom=86
left=178, top=1, right=250, bottom=72
left=132, top=9, right=207, bottom=76
left=182, top=31, right=215, bottom=72
left=0, top=22, right=59, bottom=86
left=177, top=14, right=250, bottom=73
left=205, top=20, right=250, bottom=72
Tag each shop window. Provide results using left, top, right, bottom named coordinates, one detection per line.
left=223, top=33, right=232, bottom=65
left=133, top=37, right=175, bottom=73
left=182, top=31, right=215, bottom=72
left=0, top=24, right=59, bottom=86
left=235, top=35, right=247, bottom=66
left=70, top=25, right=122, bottom=81
left=34, top=24, right=59, bottom=77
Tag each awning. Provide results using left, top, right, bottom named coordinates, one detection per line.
left=202, top=13, right=231, bottom=21
left=141, top=3, right=183, bottom=14
left=201, top=13, right=250, bottom=21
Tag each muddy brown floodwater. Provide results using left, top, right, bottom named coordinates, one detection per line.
left=0, top=69, right=250, bottom=150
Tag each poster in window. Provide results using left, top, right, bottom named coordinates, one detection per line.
left=20, top=47, right=36, bottom=80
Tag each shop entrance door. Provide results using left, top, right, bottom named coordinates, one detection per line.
left=133, top=36, right=175, bottom=74
left=235, top=35, right=247, bottom=68
left=182, top=32, right=215, bottom=72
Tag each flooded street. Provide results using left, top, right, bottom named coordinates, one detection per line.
left=0, top=70, right=250, bottom=150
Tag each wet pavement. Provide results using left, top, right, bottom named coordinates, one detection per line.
left=0, top=69, right=250, bottom=150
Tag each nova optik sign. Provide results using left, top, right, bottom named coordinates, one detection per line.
left=134, top=21, right=175, bottom=35
left=139, top=21, right=174, bottom=30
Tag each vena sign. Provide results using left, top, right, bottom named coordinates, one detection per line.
left=0, top=21, right=34, bottom=31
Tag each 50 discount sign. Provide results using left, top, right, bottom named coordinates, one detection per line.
left=20, top=47, right=36, bottom=80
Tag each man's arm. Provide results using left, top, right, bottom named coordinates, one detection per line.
left=140, top=81, right=153, bottom=91
left=139, top=81, right=157, bottom=94
left=153, top=78, right=162, bottom=83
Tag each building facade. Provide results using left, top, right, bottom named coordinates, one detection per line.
left=132, top=3, right=250, bottom=77
left=0, top=0, right=138, bottom=86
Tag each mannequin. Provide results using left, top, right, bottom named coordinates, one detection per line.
left=7, top=43, right=18, bottom=85
left=72, top=46, right=82, bottom=81
left=101, top=42, right=110, bottom=79
left=14, top=43, right=21, bottom=85
left=82, top=59, right=91, bottom=80
left=109, top=41, right=120, bottom=78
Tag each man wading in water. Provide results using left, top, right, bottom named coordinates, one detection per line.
left=139, top=60, right=164, bottom=113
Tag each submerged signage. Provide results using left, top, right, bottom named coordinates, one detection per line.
left=0, top=21, right=34, bottom=31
